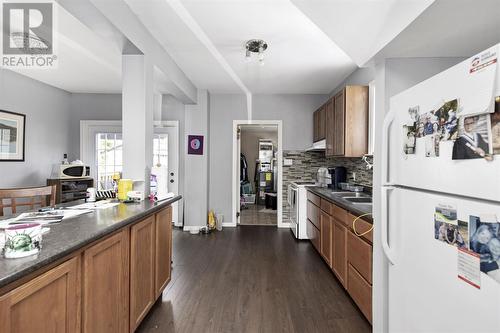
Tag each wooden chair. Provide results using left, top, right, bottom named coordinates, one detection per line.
left=0, top=185, right=56, bottom=217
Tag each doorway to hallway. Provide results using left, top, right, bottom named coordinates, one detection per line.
left=238, top=124, right=278, bottom=226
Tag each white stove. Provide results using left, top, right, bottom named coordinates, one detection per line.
left=287, top=181, right=315, bottom=239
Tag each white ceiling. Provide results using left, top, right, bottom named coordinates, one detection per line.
left=374, top=0, right=500, bottom=60
left=291, top=0, right=435, bottom=67
left=9, top=3, right=123, bottom=93
left=7, top=0, right=500, bottom=95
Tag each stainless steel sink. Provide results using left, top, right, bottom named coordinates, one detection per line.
left=335, top=192, right=369, bottom=198
left=344, top=197, right=372, bottom=204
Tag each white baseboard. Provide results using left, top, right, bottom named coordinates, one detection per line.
left=222, top=222, right=236, bottom=227
left=278, top=223, right=291, bottom=229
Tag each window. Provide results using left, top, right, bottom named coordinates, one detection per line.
left=153, top=134, right=168, bottom=168
left=95, top=133, right=168, bottom=190
left=96, top=133, right=122, bottom=190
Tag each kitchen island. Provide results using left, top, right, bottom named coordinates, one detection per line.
left=0, top=196, right=181, bottom=333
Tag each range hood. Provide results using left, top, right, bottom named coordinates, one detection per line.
left=305, top=139, right=326, bottom=152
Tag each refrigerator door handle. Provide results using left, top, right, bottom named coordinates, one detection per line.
left=381, top=186, right=396, bottom=265
left=381, top=108, right=397, bottom=185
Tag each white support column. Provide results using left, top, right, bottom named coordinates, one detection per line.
left=183, top=90, right=209, bottom=230
left=122, top=54, right=154, bottom=196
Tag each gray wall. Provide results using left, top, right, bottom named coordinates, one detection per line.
left=69, top=93, right=122, bottom=161
left=209, top=93, right=327, bottom=223
left=0, top=69, right=72, bottom=188
left=329, top=66, right=376, bottom=97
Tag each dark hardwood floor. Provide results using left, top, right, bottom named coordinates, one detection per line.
left=137, top=226, right=371, bottom=333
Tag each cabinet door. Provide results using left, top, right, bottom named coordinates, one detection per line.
left=347, top=264, right=372, bottom=323
left=307, top=200, right=320, bottom=229
left=326, top=99, right=335, bottom=156
left=313, top=110, right=319, bottom=142
left=347, top=230, right=373, bottom=284
left=333, top=90, right=345, bottom=156
left=155, top=206, right=172, bottom=299
left=130, top=216, right=156, bottom=332
left=307, top=219, right=320, bottom=251
left=332, top=220, right=347, bottom=287
left=83, top=229, right=129, bottom=333
left=344, top=86, right=369, bottom=157
left=318, top=105, right=326, bottom=140
left=320, top=211, right=332, bottom=266
left=0, top=257, right=80, bottom=333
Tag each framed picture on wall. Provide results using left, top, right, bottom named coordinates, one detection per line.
left=0, top=110, right=26, bottom=161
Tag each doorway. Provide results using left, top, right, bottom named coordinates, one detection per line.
left=80, top=120, right=182, bottom=226
left=232, top=120, right=284, bottom=228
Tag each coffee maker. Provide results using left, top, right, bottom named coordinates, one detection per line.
left=328, top=167, right=347, bottom=189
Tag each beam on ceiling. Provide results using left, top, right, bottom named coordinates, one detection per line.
left=57, top=0, right=198, bottom=104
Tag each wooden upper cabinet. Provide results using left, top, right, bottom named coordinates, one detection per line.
left=323, top=85, right=368, bottom=157
left=333, top=90, right=346, bottom=156
left=0, top=257, right=80, bottom=333
left=130, top=216, right=156, bottom=332
left=155, top=206, right=172, bottom=299
left=326, top=99, right=335, bottom=156
left=313, top=106, right=327, bottom=142
left=83, top=229, right=129, bottom=333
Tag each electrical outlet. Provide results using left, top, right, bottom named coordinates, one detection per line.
left=283, top=158, right=293, bottom=166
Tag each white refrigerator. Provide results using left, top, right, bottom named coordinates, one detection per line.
left=381, top=44, right=500, bottom=332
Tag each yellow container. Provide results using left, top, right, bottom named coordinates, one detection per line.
left=117, top=179, right=133, bottom=201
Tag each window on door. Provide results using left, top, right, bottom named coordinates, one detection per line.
left=96, top=133, right=123, bottom=190
left=95, top=133, right=168, bottom=190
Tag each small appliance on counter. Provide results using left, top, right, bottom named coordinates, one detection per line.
left=328, top=166, right=347, bottom=190
left=316, top=167, right=331, bottom=187
left=51, top=163, right=90, bottom=179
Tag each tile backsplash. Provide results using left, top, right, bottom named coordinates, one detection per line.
left=282, top=150, right=373, bottom=221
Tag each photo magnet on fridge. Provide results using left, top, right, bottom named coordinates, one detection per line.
left=491, top=96, right=500, bottom=155
left=469, top=214, right=500, bottom=284
left=434, top=99, right=459, bottom=141
left=452, top=114, right=493, bottom=161
left=403, top=124, right=417, bottom=155
left=434, top=204, right=463, bottom=247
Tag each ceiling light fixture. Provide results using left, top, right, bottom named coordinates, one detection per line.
left=245, top=39, right=268, bottom=66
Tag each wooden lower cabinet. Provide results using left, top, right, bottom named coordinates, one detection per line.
left=155, top=206, right=172, bottom=298
left=307, top=219, right=320, bottom=251
left=0, top=257, right=80, bottom=333
left=320, top=211, right=332, bottom=266
left=0, top=205, right=174, bottom=333
left=83, top=229, right=129, bottom=333
left=347, top=264, right=372, bottom=323
left=332, top=220, right=347, bottom=287
left=347, top=230, right=373, bottom=284
left=130, top=215, right=156, bottom=332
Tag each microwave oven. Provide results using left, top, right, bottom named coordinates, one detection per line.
left=52, top=164, right=90, bottom=179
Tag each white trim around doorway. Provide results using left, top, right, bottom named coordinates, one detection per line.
left=231, top=120, right=286, bottom=228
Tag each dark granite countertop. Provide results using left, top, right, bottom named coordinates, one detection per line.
left=0, top=196, right=181, bottom=289
left=307, top=187, right=373, bottom=223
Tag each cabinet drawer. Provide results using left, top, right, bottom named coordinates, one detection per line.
left=307, top=220, right=320, bottom=252
left=347, top=264, right=372, bottom=323
left=307, top=191, right=321, bottom=206
left=320, top=198, right=332, bottom=215
left=307, top=200, right=320, bottom=229
left=347, top=230, right=372, bottom=283
left=348, top=213, right=373, bottom=244
left=332, top=204, right=348, bottom=226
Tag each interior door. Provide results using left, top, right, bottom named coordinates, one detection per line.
left=386, top=187, right=500, bottom=332
left=154, top=124, right=181, bottom=227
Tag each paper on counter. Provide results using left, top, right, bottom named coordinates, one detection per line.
left=71, top=200, right=119, bottom=210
